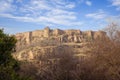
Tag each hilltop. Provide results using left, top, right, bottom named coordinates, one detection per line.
left=13, top=27, right=107, bottom=61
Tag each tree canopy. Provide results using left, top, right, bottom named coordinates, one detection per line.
left=0, top=29, right=31, bottom=80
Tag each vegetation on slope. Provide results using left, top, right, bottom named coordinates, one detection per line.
left=19, top=22, right=120, bottom=80
left=0, top=22, right=120, bottom=80
left=0, top=29, right=32, bottom=80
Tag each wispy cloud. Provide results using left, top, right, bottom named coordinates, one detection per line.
left=86, top=0, right=92, bottom=6
left=78, top=0, right=92, bottom=6
left=85, top=10, right=107, bottom=19
left=0, top=0, right=84, bottom=27
left=0, top=0, right=15, bottom=13
left=65, top=3, right=75, bottom=8
left=0, top=0, right=83, bottom=26
left=110, top=0, right=120, bottom=11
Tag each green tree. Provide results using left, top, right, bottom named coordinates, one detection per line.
left=0, top=29, right=31, bottom=80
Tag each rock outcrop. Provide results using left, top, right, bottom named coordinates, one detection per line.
left=14, top=27, right=107, bottom=61
left=15, top=27, right=106, bottom=46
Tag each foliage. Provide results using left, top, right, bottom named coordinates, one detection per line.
left=0, top=29, right=32, bottom=80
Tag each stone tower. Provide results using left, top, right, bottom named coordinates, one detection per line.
left=44, top=26, right=50, bottom=37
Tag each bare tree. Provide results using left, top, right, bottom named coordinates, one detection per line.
left=81, top=22, right=120, bottom=80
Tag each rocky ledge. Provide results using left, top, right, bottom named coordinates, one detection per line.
left=13, top=27, right=107, bottom=61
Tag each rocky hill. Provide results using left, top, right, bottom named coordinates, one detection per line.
left=13, top=27, right=107, bottom=61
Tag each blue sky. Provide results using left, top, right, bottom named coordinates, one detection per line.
left=0, top=0, right=120, bottom=34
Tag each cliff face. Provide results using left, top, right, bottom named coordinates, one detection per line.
left=15, top=27, right=106, bottom=46
left=14, top=27, right=107, bottom=61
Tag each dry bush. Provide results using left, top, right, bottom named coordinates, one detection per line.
left=19, top=22, right=120, bottom=80
left=80, top=22, right=120, bottom=80
left=19, top=45, right=81, bottom=80
left=37, top=45, right=80, bottom=80
left=18, top=62, right=38, bottom=80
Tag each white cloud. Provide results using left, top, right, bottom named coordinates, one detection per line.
left=86, top=0, right=92, bottom=6
left=0, top=13, right=35, bottom=22
left=110, top=0, right=120, bottom=10
left=86, top=10, right=107, bottom=19
left=0, top=0, right=83, bottom=27
left=77, top=0, right=92, bottom=6
left=65, top=3, right=75, bottom=8
left=16, top=0, right=23, bottom=3
left=0, top=0, right=14, bottom=12
left=0, top=12, right=83, bottom=26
